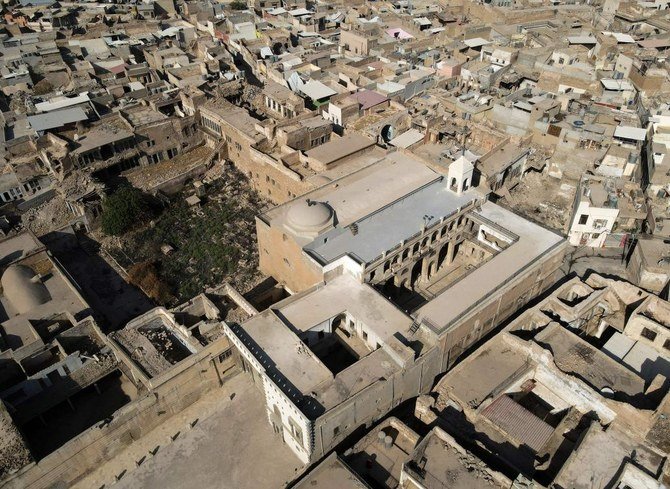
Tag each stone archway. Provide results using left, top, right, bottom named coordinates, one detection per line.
left=331, top=313, right=346, bottom=330
left=437, top=243, right=449, bottom=270
left=410, top=260, right=423, bottom=288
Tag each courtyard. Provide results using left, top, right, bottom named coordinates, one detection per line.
left=105, top=167, right=267, bottom=306
left=75, top=373, right=304, bottom=489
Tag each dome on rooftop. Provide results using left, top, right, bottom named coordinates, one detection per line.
left=310, top=175, right=332, bottom=186
left=286, top=199, right=334, bottom=235
left=2, top=264, right=51, bottom=315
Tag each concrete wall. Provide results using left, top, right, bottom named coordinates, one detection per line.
left=256, top=216, right=323, bottom=293
left=313, top=344, right=442, bottom=459
left=568, top=201, right=619, bottom=247
left=4, top=338, right=236, bottom=489
left=437, top=242, right=566, bottom=370
left=223, top=323, right=313, bottom=464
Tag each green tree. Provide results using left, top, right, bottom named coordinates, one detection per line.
left=230, top=0, right=248, bottom=10
left=101, top=185, right=152, bottom=236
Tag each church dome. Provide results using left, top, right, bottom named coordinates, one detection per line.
left=2, top=265, right=51, bottom=315
left=286, top=199, right=333, bottom=234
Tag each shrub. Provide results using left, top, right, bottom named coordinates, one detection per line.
left=230, top=0, right=247, bottom=9
left=101, top=185, right=153, bottom=236
left=127, top=261, right=172, bottom=304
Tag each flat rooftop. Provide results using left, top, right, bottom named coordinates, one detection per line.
left=233, top=275, right=415, bottom=414
left=304, top=147, right=387, bottom=186
left=305, top=133, right=376, bottom=166
left=202, top=102, right=263, bottom=139
left=415, top=202, right=565, bottom=332
left=266, top=153, right=446, bottom=244
left=278, top=274, right=412, bottom=341
left=234, top=310, right=333, bottom=400
left=442, top=333, right=531, bottom=407
left=73, top=126, right=134, bottom=154
left=534, top=323, right=646, bottom=397
left=305, top=175, right=478, bottom=265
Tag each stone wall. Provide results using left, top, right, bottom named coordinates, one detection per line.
left=3, top=338, right=236, bottom=489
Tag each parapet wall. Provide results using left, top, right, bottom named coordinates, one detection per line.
left=3, top=338, right=236, bottom=489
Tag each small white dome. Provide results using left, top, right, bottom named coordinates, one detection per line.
left=286, top=200, right=333, bottom=233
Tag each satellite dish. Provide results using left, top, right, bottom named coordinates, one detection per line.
left=381, top=124, right=396, bottom=142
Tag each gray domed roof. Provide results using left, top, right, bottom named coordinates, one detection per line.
left=2, top=265, right=51, bottom=315
left=286, top=199, right=333, bottom=234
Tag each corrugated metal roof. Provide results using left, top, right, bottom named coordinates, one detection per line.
left=27, top=107, right=88, bottom=132
left=614, top=126, right=647, bottom=141
left=482, top=395, right=554, bottom=452
left=389, top=128, right=424, bottom=148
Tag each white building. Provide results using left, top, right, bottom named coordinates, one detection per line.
left=569, top=178, right=620, bottom=247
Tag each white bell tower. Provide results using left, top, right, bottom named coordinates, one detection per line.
left=448, top=155, right=474, bottom=195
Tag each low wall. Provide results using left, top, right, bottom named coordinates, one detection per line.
left=4, top=339, right=236, bottom=489
left=151, top=162, right=210, bottom=195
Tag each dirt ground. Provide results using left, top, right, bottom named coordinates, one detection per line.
left=75, top=373, right=304, bottom=489
left=503, top=172, right=576, bottom=233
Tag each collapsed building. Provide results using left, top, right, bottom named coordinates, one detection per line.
left=415, top=274, right=670, bottom=488
left=296, top=273, right=670, bottom=489
left=0, top=233, right=253, bottom=488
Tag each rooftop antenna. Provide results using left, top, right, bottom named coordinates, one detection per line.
left=423, top=214, right=434, bottom=227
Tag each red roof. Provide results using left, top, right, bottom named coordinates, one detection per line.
left=351, top=89, right=388, bottom=110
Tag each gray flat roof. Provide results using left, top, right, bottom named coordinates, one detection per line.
left=305, top=176, right=478, bottom=264
left=415, top=202, right=565, bottom=332
left=267, top=153, right=442, bottom=244
left=27, top=107, right=88, bottom=132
